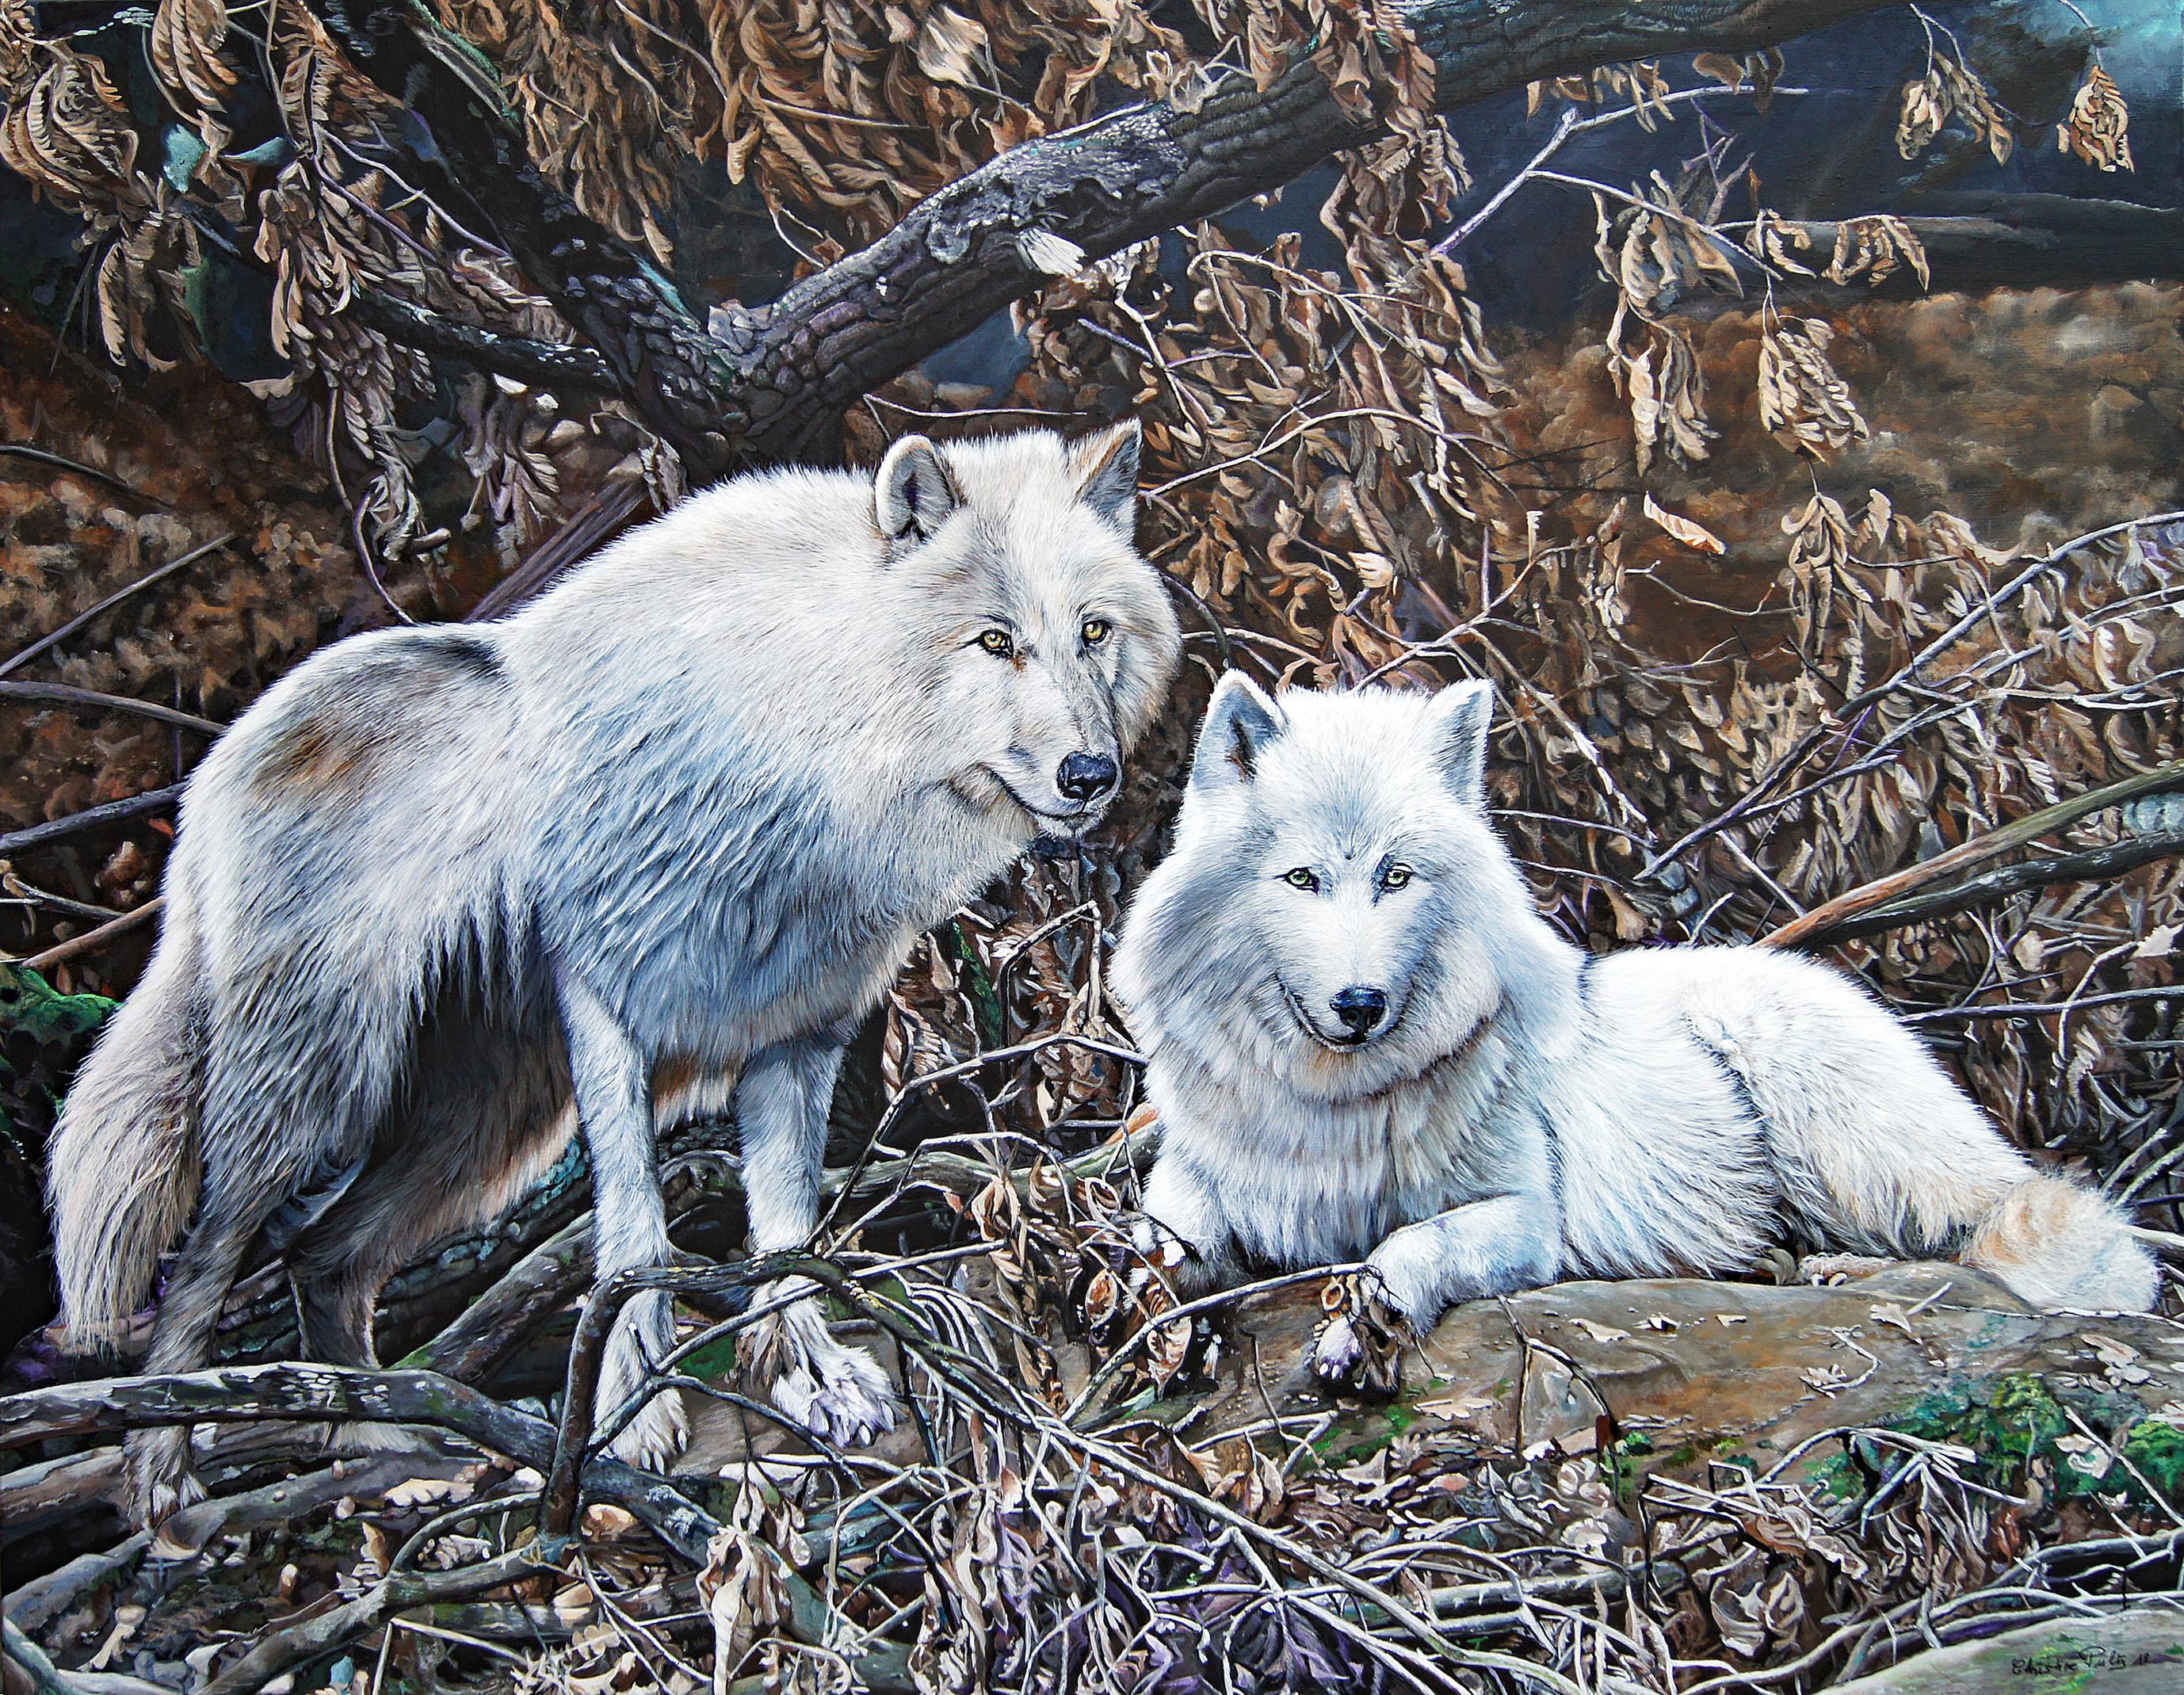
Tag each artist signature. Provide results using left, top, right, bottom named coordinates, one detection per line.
left=2010, top=1647, right=2178, bottom=1675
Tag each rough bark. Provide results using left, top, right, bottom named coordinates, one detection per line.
left=311, top=0, right=1916, bottom=474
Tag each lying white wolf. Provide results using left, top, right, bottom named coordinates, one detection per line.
left=50, top=422, right=1179, bottom=1521
left=1113, top=676, right=2157, bottom=1378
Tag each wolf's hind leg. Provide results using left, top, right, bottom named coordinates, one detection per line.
left=288, top=1025, right=576, bottom=1370
left=1688, top=968, right=2156, bottom=1311
left=125, top=1175, right=291, bottom=1523
left=292, top=1261, right=380, bottom=1367
left=285, top=1185, right=460, bottom=1462
left=737, top=1029, right=897, bottom=1449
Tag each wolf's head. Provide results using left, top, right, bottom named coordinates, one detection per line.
left=879, top=422, right=1180, bottom=843
left=1116, top=678, right=1548, bottom=1101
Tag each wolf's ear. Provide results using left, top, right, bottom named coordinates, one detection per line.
left=1426, top=679, right=1495, bottom=809
left=1190, top=671, right=1285, bottom=792
left=876, top=434, right=961, bottom=552
left=1069, top=420, right=1141, bottom=528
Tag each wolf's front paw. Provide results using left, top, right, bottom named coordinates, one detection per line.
left=1795, top=1251, right=1896, bottom=1287
left=770, top=1340, right=899, bottom=1449
left=1309, top=1273, right=1404, bottom=1400
left=596, top=1296, right=689, bottom=1471
left=1312, top=1313, right=1365, bottom=1383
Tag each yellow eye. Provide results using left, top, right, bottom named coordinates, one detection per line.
left=978, top=628, right=1014, bottom=657
left=1381, top=864, right=1413, bottom=891
left=1283, top=867, right=1319, bottom=891
left=1082, top=617, right=1112, bottom=647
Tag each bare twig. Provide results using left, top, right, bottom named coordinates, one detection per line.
left=198, top=1547, right=547, bottom=1695
left=0, top=681, right=224, bottom=737
left=20, top=899, right=165, bottom=972
left=0, top=533, right=235, bottom=681
left=0, top=788, right=185, bottom=859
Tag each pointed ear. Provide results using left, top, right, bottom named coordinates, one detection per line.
left=1426, top=679, right=1495, bottom=809
left=875, top=434, right=960, bottom=552
left=1068, top=419, right=1141, bottom=528
left=1189, top=672, right=1285, bottom=793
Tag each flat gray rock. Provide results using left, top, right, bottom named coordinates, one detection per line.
left=1829, top=1606, right=2184, bottom=1693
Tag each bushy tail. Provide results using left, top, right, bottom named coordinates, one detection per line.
left=46, top=910, right=207, bottom=1350
left=1962, top=1174, right=2159, bottom=1313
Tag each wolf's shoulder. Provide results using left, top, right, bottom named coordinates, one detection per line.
left=510, top=467, right=881, bottom=630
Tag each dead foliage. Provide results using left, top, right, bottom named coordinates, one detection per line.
left=2, top=6, right=2181, bottom=1694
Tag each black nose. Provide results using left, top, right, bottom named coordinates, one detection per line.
left=1056, top=751, right=1118, bottom=804
left=1330, top=986, right=1388, bottom=1037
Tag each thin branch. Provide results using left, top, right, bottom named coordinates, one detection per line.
left=0, top=533, right=235, bottom=681
left=0, top=681, right=224, bottom=737
left=0, top=787, right=185, bottom=859
left=1903, top=985, right=2181, bottom=1025
left=20, top=897, right=165, bottom=972
left=0, top=444, right=173, bottom=506
left=1789, top=831, right=2184, bottom=949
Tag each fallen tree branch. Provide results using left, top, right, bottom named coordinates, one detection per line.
left=2, top=1619, right=170, bottom=1695
left=0, top=1362, right=552, bottom=1455
left=408, top=1212, right=596, bottom=1384
left=1784, top=829, right=2184, bottom=949
left=2, top=1538, right=152, bottom=1637
left=1764, top=759, right=2184, bottom=949
left=0, top=1359, right=721, bottom=1558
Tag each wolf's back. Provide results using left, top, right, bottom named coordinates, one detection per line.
left=46, top=895, right=208, bottom=1350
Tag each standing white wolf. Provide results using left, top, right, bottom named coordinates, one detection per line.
left=1113, top=676, right=2157, bottom=1378
left=48, top=422, right=1180, bottom=1521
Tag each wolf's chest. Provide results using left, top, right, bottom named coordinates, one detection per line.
left=1193, top=1084, right=1499, bottom=1269
left=537, top=743, right=974, bottom=1056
